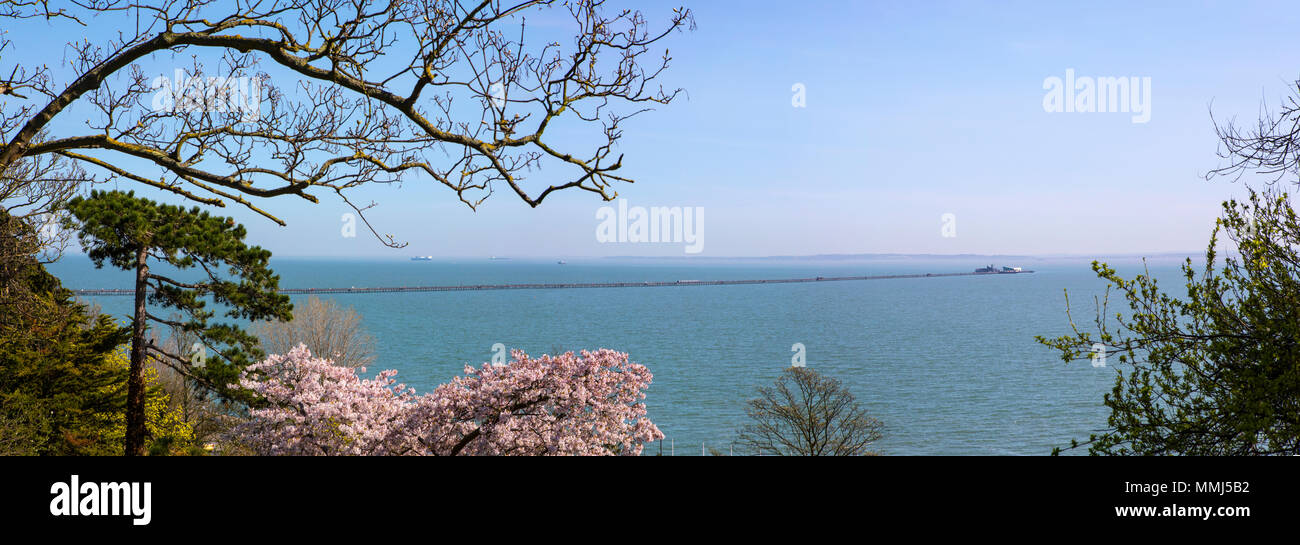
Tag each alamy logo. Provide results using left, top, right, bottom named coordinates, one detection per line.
left=791, top=343, right=806, bottom=367
left=1043, top=69, right=1151, bottom=124
left=595, top=199, right=704, bottom=254
left=1091, top=343, right=1107, bottom=368
left=49, top=475, right=151, bottom=526
left=491, top=343, right=507, bottom=366
left=151, top=69, right=262, bottom=122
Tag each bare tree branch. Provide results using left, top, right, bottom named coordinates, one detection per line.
left=1, top=0, right=693, bottom=248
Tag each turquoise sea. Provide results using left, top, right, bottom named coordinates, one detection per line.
left=47, top=255, right=1196, bottom=455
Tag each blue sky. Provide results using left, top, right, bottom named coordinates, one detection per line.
left=10, top=0, right=1300, bottom=257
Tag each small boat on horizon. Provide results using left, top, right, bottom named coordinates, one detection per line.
left=411, top=256, right=434, bottom=261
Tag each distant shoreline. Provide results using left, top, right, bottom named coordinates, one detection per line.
left=54, top=251, right=1211, bottom=262
left=345, top=253, right=1202, bottom=262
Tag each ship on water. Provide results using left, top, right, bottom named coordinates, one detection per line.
left=411, top=256, right=434, bottom=261
left=974, top=264, right=1025, bottom=274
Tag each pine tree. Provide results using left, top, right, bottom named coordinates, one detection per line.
left=63, top=191, right=292, bottom=456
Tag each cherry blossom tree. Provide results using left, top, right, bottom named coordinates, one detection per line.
left=228, top=346, right=414, bottom=455
left=229, top=345, right=662, bottom=456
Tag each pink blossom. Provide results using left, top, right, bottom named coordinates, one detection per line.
left=229, top=345, right=663, bottom=456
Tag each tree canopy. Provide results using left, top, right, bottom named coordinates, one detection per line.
left=253, top=295, right=376, bottom=369
left=1, top=207, right=191, bottom=455
left=1038, top=190, right=1300, bottom=455
left=736, top=367, right=884, bottom=456
left=63, top=189, right=292, bottom=454
left=230, top=346, right=663, bottom=455
left=1039, top=80, right=1300, bottom=455
left=1, top=1, right=693, bottom=246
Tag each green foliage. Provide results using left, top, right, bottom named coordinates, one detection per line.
left=62, top=190, right=292, bottom=403
left=0, top=209, right=127, bottom=454
left=2, top=207, right=198, bottom=455
left=94, top=350, right=197, bottom=456
left=1038, top=189, right=1300, bottom=455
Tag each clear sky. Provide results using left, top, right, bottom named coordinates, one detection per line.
left=10, top=0, right=1300, bottom=258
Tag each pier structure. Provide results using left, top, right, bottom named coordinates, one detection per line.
left=70, top=270, right=1034, bottom=296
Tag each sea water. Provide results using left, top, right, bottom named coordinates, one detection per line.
left=47, top=255, right=1195, bottom=455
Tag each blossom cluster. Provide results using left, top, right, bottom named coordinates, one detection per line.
left=229, top=345, right=663, bottom=455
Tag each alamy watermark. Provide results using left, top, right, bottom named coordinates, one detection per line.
left=1043, top=69, right=1151, bottom=124
left=489, top=82, right=506, bottom=109
left=189, top=342, right=206, bottom=368
left=1091, top=342, right=1107, bottom=368
left=49, top=475, right=151, bottom=526
left=595, top=199, right=704, bottom=254
left=150, top=69, right=262, bottom=122
left=941, top=213, right=957, bottom=238
left=341, top=213, right=357, bottom=238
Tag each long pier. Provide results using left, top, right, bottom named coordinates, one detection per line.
left=69, top=270, right=1033, bottom=296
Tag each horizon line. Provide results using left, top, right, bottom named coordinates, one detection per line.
left=56, top=250, right=1213, bottom=261
left=259, top=251, right=1210, bottom=260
